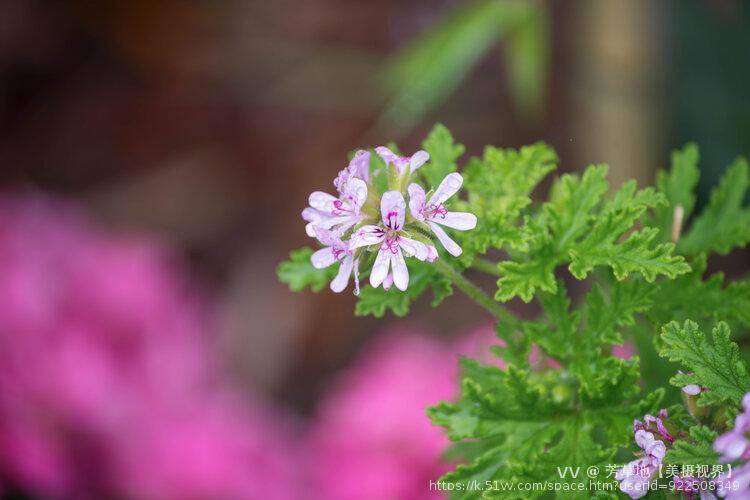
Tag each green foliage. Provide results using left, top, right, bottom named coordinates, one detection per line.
left=660, top=320, right=750, bottom=407
left=649, top=143, right=701, bottom=242
left=648, top=256, right=750, bottom=329
left=458, top=142, right=558, bottom=263
left=277, top=247, right=337, bottom=292
left=650, top=143, right=750, bottom=255
left=495, top=165, right=689, bottom=303
left=428, top=358, right=662, bottom=498
left=379, top=0, right=549, bottom=133
left=679, top=157, right=750, bottom=255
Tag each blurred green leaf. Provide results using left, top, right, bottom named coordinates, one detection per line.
left=379, top=0, right=547, bottom=133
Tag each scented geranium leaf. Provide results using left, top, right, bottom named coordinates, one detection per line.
left=277, top=247, right=337, bottom=292
left=520, top=280, right=577, bottom=360
left=497, top=165, right=687, bottom=302
left=660, top=320, right=750, bottom=407
left=354, top=260, right=452, bottom=317
left=649, top=143, right=701, bottom=241
left=679, top=157, right=750, bottom=255
left=496, top=165, right=608, bottom=302
left=665, top=426, right=720, bottom=468
left=648, top=256, right=750, bottom=329
left=429, top=357, right=661, bottom=499
left=496, top=255, right=557, bottom=303
left=566, top=181, right=689, bottom=281
left=569, top=227, right=690, bottom=282
left=545, top=164, right=609, bottom=242
left=420, top=123, right=465, bottom=188
left=458, top=142, right=557, bottom=261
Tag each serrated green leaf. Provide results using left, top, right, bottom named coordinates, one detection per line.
left=459, top=142, right=558, bottom=264
left=679, top=157, right=750, bottom=255
left=496, top=165, right=688, bottom=302
left=650, top=143, right=700, bottom=242
left=429, top=358, right=661, bottom=499
left=659, top=320, right=750, bottom=407
left=648, top=255, right=750, bottom=329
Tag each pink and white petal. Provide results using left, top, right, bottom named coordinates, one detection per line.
left=380, top=190, right=406, bottom=230
left=311, top=247, right=337, bottom=269
left=382, top=272, right=393, bottom=291
left=399, top=236, right=430, bottom=261
left=428, top=221, right=462, bottom=256
left=409, top=150, right=429, bottom=171
left=369, top=248, right=391, bottom=288
left=309, top=191, right=337, bottom=212
left=437, top=211, right=477, bottom=230
left=390, top=247, right=409, bottom=291
left=375, top=146, right=399, bottom=166
left=343, top=177, right=368, bottom=211
left=349, top=150, right=371, bottom=181
left=313, top=226, right=341, bottom=247
left=302, top=207, right=322, bottom=223
left=407, top=183, right=427, bottom=220
left=428, top=173, right=463, bottom=206
left=350, top=225, right=385, bottom=249
left=330, top=255, right=354, bottom=293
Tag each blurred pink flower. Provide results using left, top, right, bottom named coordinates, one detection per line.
left=0, top=193, right=298, bottom=500
left=307, top=325, right=509, bottom=500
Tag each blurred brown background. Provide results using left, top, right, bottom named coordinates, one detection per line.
left=1, top=0, right=749, bottom=414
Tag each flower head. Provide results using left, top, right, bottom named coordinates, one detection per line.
left=302, top=145, right=475, bottom=293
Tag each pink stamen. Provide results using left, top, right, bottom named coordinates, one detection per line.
left=426, top=203, right=448, bottom=220
left=381, top=237, right=400, bottom=254
left=332, top=247, right=346, bottom=261
left=332, top=199, right=354, bottom=216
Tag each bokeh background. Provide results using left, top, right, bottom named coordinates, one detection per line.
left=1, top=0, right=749, bottom=499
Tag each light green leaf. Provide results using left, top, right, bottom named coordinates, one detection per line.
left=659, top=320, right=750, bottom=407
left=679, top=157, right=750, bottom=255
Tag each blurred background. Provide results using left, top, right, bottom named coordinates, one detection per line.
left=0, top=0, right=749, bottom=498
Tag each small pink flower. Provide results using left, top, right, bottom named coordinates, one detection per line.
left=311, top=228, right=360, bottom=294
left=302, top=176, right=368, bottom=237
left=375, top=146, right=429, bottom=174
left=351, top=191, right=436, bottom=291
left=408, top=173, right=477, bottom=256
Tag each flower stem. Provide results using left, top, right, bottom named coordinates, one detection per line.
left=471, top=257, right=502, bottom=277
left=434, top=259, right=521, bottom=330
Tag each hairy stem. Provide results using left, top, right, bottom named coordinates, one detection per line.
left=471, top=257, right=502, bottom=277
left=434, top=259, right=521, bottom=330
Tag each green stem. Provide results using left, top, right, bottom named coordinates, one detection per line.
left=434, top=259, right=521, bottom=330
left=471, top=257, right=502, bottom=277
